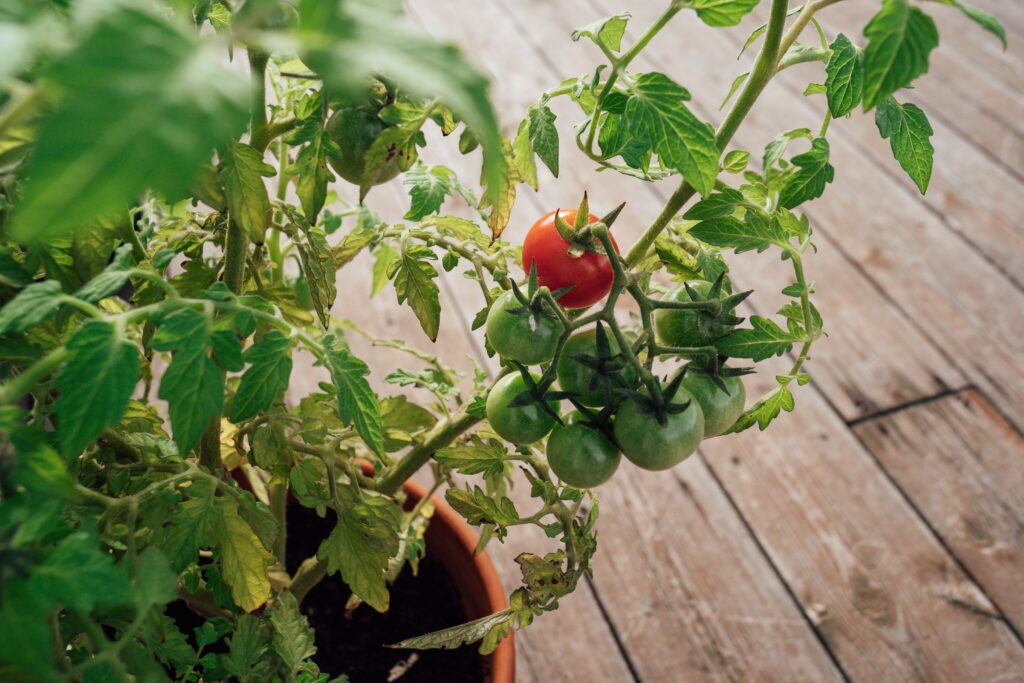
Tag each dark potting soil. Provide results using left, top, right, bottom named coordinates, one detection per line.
left=285, top=502, right=488, bottom=683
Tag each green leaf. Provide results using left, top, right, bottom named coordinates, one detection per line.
left=625, top=72, right=719, bottom=196
left=390, top=243, right=441, bottom=342
left=728, top=383, right=795, bottom=432
left=861, top=0, right=939, bottom=110
left=229, top=330, right=292, bottom=422
left=333, top=228, right=375, bottom=267
left=688, top=0, right=760, bottom=28
left=9, top=4, right=248, bottom=240
left=570, top=12, right=631, bottom=52
left=683, top=188, right=745, bottom=221
left=361, top=123, right=420, bottom=194
left=223, top=615, right=272, bottom=681
left=446, top=486, right=520, bottom=527
left=155, top=309, right=224, bottom=454
left=270, top=592, right=317, bottom=675
left=690, top=212, right=789, bottom=254
left=326, top=346, right=385, bottom=455
left=135, top=547, right=178, bottom=610
left=779, top=138, right=834, bottom=209
left=720, top=71, right=749, bottom=110
left=715, top=315, right=802, bottom=361
left=479, top=137, right=517, bottom=240
left=875, top=97, right=934, bottom=194
left=512, top=119, right=538, bottom=191
left=0, top=280, right=62, bottom=334
left=298, top=0, right=504, bottom=201
left=55, top=320, right=139, bottom=456
left=404, top=163, right=455, bottom=220
left=292, top=118, right=335, bottom=222
left=388, top=609, right=515, bottom=652
left=219, top=142, right=275, bottom=245
left=380, top=395, right=437, bottom=452
left=763, top=127, right=812, bottom=171
left=722, top=150, right=749, bottom=174
left=528, top=104, right=559, bottom=177
left=825, top=34, right=863, bottom=117
left=296, top=227, right=337, bottom=329
left=371, top=242, right=400, bottom=297
left=934, top=0, right=1005, bottom=48
left=435, top=440, right=509, bottom=482
left=31, top=528, right=133, bottom=612
left=210, top=328, right=245, bottom=372
left=317, top=491, right=402, bottom=612
left=9, top=426, right=74, bottom=497
left=215, top=499, right=274, bottom=612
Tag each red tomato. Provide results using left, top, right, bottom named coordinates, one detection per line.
left=521, top=209, right=619, bottom=309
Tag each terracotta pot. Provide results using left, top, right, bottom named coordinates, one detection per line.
left=400, top=476, right=515, bottom=683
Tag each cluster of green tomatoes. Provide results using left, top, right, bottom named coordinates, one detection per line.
left=483, top=208, right=747, bottom=489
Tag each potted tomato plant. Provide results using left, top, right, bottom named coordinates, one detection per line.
left=0, top=0, right=1003, bottom=680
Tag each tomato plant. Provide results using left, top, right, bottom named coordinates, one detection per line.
left=0, top=0, right=1001, bottom=676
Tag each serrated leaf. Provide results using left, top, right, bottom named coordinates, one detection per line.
left=223, top=615, right=272, bottom=680
left=210, top=328, right=245, bottom=372
left=528, top=104, right=559, bottom=177
left=229, top=330, right=292, bottom=422
left=0, top=280, right=62, bottom=334
left=571, top=12, right=630, bottom=51
left=317, top=492, right=402, bottom=612
left=435, top=441, right=509, bottom=481
left=9, top=4, right=248, bottom=240
left=625, top=73, right=719, bottom=196
left=270, top=593, right=317, bottom=674
left=213, top=499, right=274, bottom=612
left=55, top=320, right=139, bottom=456
left=688, top=0, right=760, bottom=27
left=446, top=486, right=519, bottom=527
left=326, top=346, right=384, bottom=455
left=392, top=243, right=441, bottom=342
left=219, top=142, right=274, bottom=244
left=479, top=137, right=517, bottom=240
left=763, top=128, right=812, bottom=171
left=875, top=97, right=934, bottom=194
left=934, top=0, right=1005, bottom=48
left=722, top=150, right=749, bottom=173
left=404, top=163, right=455, bottom=220
left=861, top=0, right=939, bottom=110
left=720, top=71, right=749, bottom=110
left=296, top=227, right=337, bottom=328
left=30, top=528, right=133, bottom=612
left=714, top=315, right=802, bottom=361
left=292, top=119, right=334, bottom=222
left=729, top=383, right=795, bottom=432
left=690, top=212, right=788, bottom=254
left=825, top=34, right=863, bottom=117
left=333, top=228, right=374, bottom=268
left=779, top=138, right=834, bottom=209
left=389, top=609, right=515, bottom=651
left=683, top=188, right=745, bottom=221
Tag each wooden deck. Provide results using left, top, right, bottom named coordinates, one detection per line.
left=300, top=1, right=1024, bottom=680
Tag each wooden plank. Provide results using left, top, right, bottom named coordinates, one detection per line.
left=408, top=2, right=849, bottom=680
left=592, top=0, right=1024, bottom=431
left=484, top=0, right=964, bottom=422
left=853, top=389, right=1024, bottom=634
left=699, top=371, right=1024, bottom=682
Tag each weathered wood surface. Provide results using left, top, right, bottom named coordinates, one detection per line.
left=853, top=390, right=1024, bottom=634
left=290, top=0, right=1024, bottom=680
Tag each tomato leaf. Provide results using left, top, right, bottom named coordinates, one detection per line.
left=728, top=383, right=796, bottom=432
left=875, top=97, right=934, bottom=194
left=933, top=0, right=1005, bottom=48
left=512, top=119, right=539, bottom=191
left=779, top=138, right=834, bottom=209
left=446, top=486, right=520, bottom=527
left=317, top=491, right=402, bottom=612
left=714, top=315, right=802, bottom=361
left=527, top=103, right=559, bottom=177
left=326, top=346, right=385, bottom=455
left=9, top=4, right=248, bottom=241
left=219, top=142, right=275, bottom=245
left=390, top=243, right=441, bottom=342
left=690, top=212, right=789, bottom=254
left=55, top=320, right=139, bottom=457
left=0, top=280, right=62, bottom=334
left=388, top=609, right=516, bottom=652
left=404, top=163, right=455, bottom=220
left=229, top=331, right=292, bottom=423
left=296, top=227, right=337, bottom=328
left=687, top=0, right=760, bottom=28
left=571, top=12, right=631, bottom=52
left=861, top=0, right=939, bottom=110
left=825, top=34, right=863, bottom=117
left=270, top=592, right=317, bottom=675
left=683, top=188, right=745, bottom=221
left=625, top=72, right=719, bottom=196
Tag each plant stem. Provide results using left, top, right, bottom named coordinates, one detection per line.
left=248, top=50, right=270, bottom=149
left=378, top=406, right=481, bottom=496
left=0, top=347, right=72, bottom=404
left=624, top=0, right=793, bottom=266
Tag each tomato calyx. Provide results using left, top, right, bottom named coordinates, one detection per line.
left=505, top=364, right=571, bottom=424
left=616, top=368, right=698, bottom=428
left=563, top=322, right=635, bottom=405
left=658, top=273, right=752, bottom=346
left=506, top=262, right=568, bottom=327
left=684, top=357, right=754, bottom=395
left=552, top=193, right=626, bottom=259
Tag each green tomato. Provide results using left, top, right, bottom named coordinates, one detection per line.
left=546, top=417, right=621, bottom=488
left=681, top=372, right=746, bottom=437
left=485, top=290, right=561, bottom=365
left=654, top=280, right=735, bottom=348
left=486, top=372, right=559, bottom=445
left=556, top=328, right=636, bottom=406
left=325, top=107, right=415, bottom=189
left=613, top=391, right=704, bottom=471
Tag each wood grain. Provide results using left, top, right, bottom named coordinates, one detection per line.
left=853, top=390, right=1024, bottom=634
